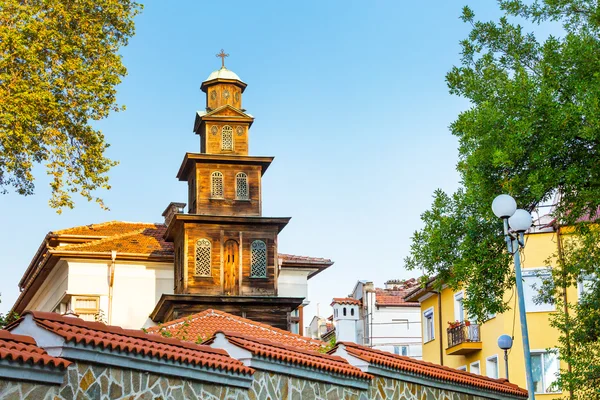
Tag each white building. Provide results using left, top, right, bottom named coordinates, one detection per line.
left=11, top=220, right=333, bottom=332
left=329, top=279, right=423, bottom=359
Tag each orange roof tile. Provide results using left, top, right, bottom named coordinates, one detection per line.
left=147, top=309, right=325, bottom=351
left=52, top=221, right=160, bottom=237
left=14, top=311, right=252, bottom=376
left=376, top=278, right=421, bottom=307
left=55, top=226, right=173, bottom=256
left=279, top=253, right=333, bottom=265
left=210, top=331, right=371, bottom=381
left=335, top=342, right=527, bottom=398
left=331, top=297, right=361, bottom=306
left=0, top=330, right=70, bottom=369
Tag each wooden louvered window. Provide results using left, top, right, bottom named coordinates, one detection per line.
left=236, top=172, right=249, bottom=200
left=221, top=125, right=234, bottom=151
left=250, top=240, right=267, bottom=277
left=195, top=238, right=211, bottom=276
left=211, top=171, right=224, bottom=199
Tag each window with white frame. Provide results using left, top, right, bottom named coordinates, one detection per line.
left=486, top=355, right=499, bottom=379
left=211, top=171, right=224, bottom=199
left=250, top=240, right=267, bottom=277
left=578, top=273, right=596, bottom=301
left=470, top=361, right=480, bottom=375
left=235, top=172, right=249, bottom=200
left=423, top=308, right=435, bottom=342
left=531, top=351, right=559, bottom=393
left=454, top=291, right=465, bottom=322
left=195, top=238, right=211, bottom=276
left=457, top=366, right=467, bottom=371
left=221, top=125, right=234, bottom=150
left=393, top=346, right=409, bottom=356
left=523, top=269, right=555, bottom=312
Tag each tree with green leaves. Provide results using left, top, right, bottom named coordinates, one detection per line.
left=405, top=1, right=600, bottom=397
left=0, top=0, right=142, bottom=212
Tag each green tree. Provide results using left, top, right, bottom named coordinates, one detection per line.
left=0, top=0, right=142, bottom=212
left=405, top=1, right=600, bottom=397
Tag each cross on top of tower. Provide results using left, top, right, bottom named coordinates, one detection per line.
left=216, top=49, right=229, bottom=68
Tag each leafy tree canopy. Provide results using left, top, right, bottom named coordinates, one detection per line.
left=406, top=2, right=600, bottom=395
left=0, top=0, right=142, bottom=212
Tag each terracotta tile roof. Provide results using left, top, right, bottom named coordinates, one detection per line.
left=55, top=225, right=173, bottom=256
left=0, top=330, right=70, bottom=369
left=52, top=221, right=161, bottom=237
left=147, top=309, right=325, bottom=351
left=331, top=297, right=361, bottom=306
left=279, top=253, right=333, bottom=265
left=210, top=331, right=371, bottom=381
left=335, top=342, right=527, bottom=398
left=375, top=288, right=420, bottom=307
left=12, top=311, right=252, bottom=376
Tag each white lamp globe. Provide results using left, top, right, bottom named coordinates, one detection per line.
left=498, top=334, right=513, bottom=350
left=492, top=194, right=517, bottom=218
left=508, top=209, right=532, bottom=232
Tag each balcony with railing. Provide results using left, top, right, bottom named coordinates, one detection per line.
left=446, top=321, right=482, bottom=355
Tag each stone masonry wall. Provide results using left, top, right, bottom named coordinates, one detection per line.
left=0, top=362, right=511, bottom=400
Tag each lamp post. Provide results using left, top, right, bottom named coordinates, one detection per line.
left=492, top=194, right=535, bottom=400
left=498, top=334, right=513, bottom=381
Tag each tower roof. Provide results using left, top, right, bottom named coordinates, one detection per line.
left=201, top=66, right=247, bottom=93
left=204, top=66, right=244, bottom=83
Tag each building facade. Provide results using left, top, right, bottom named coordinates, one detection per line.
left=327, top=279, right=423, bottom=359
left=405, top=220, right=593, bottom=399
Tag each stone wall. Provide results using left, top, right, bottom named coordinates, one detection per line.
left=0, top=362, right=511, bottom=400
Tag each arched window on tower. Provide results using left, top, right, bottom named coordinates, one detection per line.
left=195, top=238, right=211, bottom=276
left=251, top=240, right=267, bottom=277
left=211, top=171, right=223, bottom=198
left=236, top=172, right=249, bottom=200
left=221, top=125, right=234, bottom=151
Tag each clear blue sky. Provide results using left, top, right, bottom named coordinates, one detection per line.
left=0, top=1, right=507, bottom=321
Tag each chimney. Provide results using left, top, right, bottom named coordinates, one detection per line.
left=162, top=202, right=186, bottom=226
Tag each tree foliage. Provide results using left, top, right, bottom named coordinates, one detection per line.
left=406, top=1, right=600, bottom=397
left=0, top=0, right=142, bottom=211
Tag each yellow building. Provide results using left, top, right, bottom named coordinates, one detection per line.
left=405, top=221, right=592, bottom=399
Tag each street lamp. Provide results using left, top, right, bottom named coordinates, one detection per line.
left=498, top=334, right=513, bottom=381
left=492, top=194, right=534, bottom=400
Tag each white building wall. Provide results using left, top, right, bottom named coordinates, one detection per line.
left=27, top=260, right=69, bottom=312
left=277, top=269, right=310, bottom=298
left=25, top=259, right=174, bottom=330
left=369, top=306, right=423, bottom=359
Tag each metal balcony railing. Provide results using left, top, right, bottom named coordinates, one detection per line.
left=447, top=321, right=480, bottom=348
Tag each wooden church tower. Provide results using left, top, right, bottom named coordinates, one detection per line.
left=153, top=52, right=302, bottom=329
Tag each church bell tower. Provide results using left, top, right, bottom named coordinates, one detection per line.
left=154, top=51, right=302, bottom=330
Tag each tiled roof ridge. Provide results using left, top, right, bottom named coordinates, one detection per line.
left=331, top=297, right=361, bottom=305
left=278, top=253, right=333, bottom=264
left=217, top=330, right=347, bottom=363
left=217, top=331, right=372, bottom=380
left=0, top=329, right=37, bottom=345
left=338, top=342, right=527, bottom=396
left=23, top=311, right=230, bottom=357
left=54, top=228, right=150, bottom=251
left=149, top=309, right=325, bottom=349
left=0, top=330, right=71, bottom=369
left=52, top=220, right=164, bottom=235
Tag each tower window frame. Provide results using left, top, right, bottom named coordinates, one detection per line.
left=221, top=125, right=234, bottom=151
left=195, top=238, right=212, bottom=277
left=235, top=172, right=249, bottom=200
left=250, top=240, right=267, bottom=278
left=211, top=171, right=224, bottom=199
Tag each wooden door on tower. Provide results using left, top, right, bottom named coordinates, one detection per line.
left=224, top=239, right=239, bottom=295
